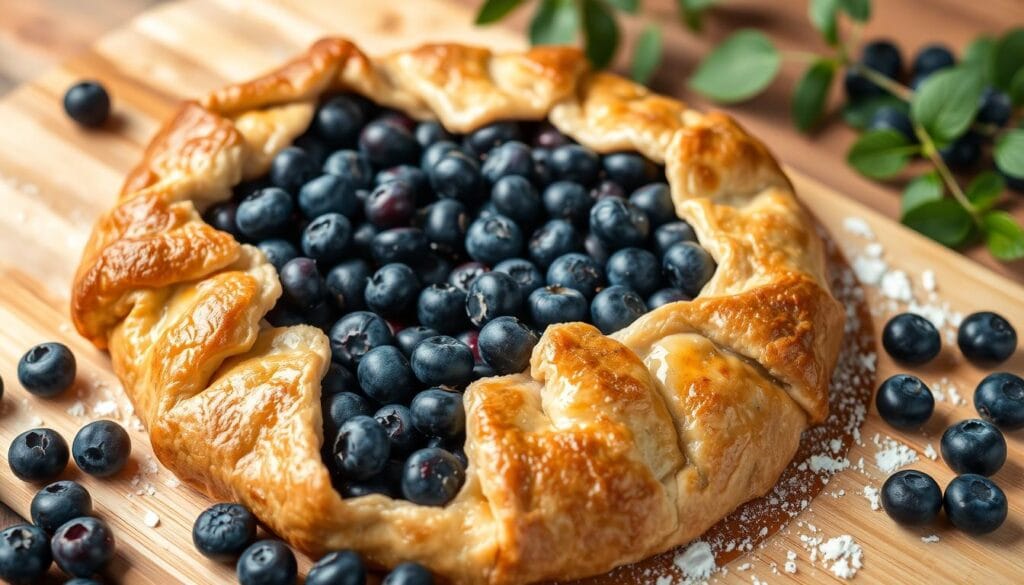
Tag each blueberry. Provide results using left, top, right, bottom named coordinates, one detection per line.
left=974, top=372, right=1024, bottom=430
left=411, top=336, right=475, bottom=388
left=257, top=239, right=299, bottom=271
left=396, top=326, right=440, bottom=358
left=420, top=200, right=468, bottom=250
left=532, top=123, right=570, bottom=148
left=303, top=300, right=339, bottom=331
left=31, top=480, right=92, bottom=535
left=51, top=517, right=115, bottom=578
left=365, top=263, right=420, bottom=317
left=265, top=305, right=304, bottom=328
left=64, top=579, right=103, bottom=585
left=0, top=524, right=51, bottom=584
left=542, top=181, right=592, bottom=225
left=383, top=562, right=434, bottom=585
left=868, top=106, right=916, bottom=143
left=943, top=474, right=1007, bottom=534
left=298, top=174, right=361, bottom=219
left=324, top=392, right=373, bottom=438
left=203, top=202, right=244, bottom=240
left=411, top=388, right=466, bottom=439
left=549, top=144, right=600, bottom=186
left=270, top=146, right=316, bottom=192
left=415, top=121, right=453, bottom=148
left=602, top=153, right=657, bottom=192
left=64, top=81, right=112, bottom=128
left=322, top=363, right=357, bottom=396
left=589, top=198, right=650, bottom=249
left=364, top=180, right=417, bottom=228
left=875, top=374, right=934, bottom=429
left=401, top=447, right=466, bottom=506
left=72, top=420, right=131, bottom=478
left=546, top=253, right=604, bottom=299
left=329, top=311, right=395, bottom=367
left=307, top=550, right=367, bottom=585
left=466, top=272, right=523, bottom=327
left=465, top=214, right=524, bottom=265
left=333, top=415, right=391, bottom=480
left=528, top=219, right=582, bottom=269
left=939, top=132, right=982, bottom=171
left=647, top=288, right=689, bottom=309
left=606, top=248, right=662, bottom=296
left=882, top=313, right=941, bottom=364
left=314, top=96, right=365, bottom=145
left=326, top=259, right=371, bottom=312
left=376, top=166, right=430, bottom=200
left=977, top=87, right=1012, bottom=127
left=429, top=151, right=484, bottom=203
left=662, top=242, right=716, bottom=297
left=357, top=346, right=417, bottom=405
left=237, top=540, right=297, bottom=585
left=478, top=316, right=539, bottom=374
left=653, top=221, right=698, bottom=256
left=482, top=141, right=535, bottom=183
left=323, top=150, right=374, bottom=189
left=417, top=285, right=469, bottom=334
left=491, top=175, right=540, bottom=225
left=375, top=404, right=423, bottom=455
left=844, top=40, right=902, bottom=100
left=629, top=183, right=676, bottom=226
left=18, top=342, right=76, bottom=397
left=494, top=258, right=545, bottom=296
left=912, top=44, right=955, bottom=78
left=191, top=503, right=257, bottom=561
left=448, top=262, right=489, bottom=292
left=8, top=428, right=69, bottom=482
left=351, top=222, right=379, bottom=258
left=359, top=119, right=420, bottom=168
left=591, top=286, right=647, bottom=334
left=371, top=227, right=429, bottom=266
left=236, top=187, right=294, bottom=240
left=528, top=286, right=588, bottom=329
left=941, top=419, right=1006, bottom=476
left=590, top=180, right=625, bottom=201
left=279, top=257, right=327, bottom=309
left=301, top=213, right=351, bottom=265
left=958, top=311, right=1016, bottom=364
left=464, top=122, right=520, bottom=156
left=880, top=470, right=942, bottom=526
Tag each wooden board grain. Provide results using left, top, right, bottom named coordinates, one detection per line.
left=0, top=0, right=1022, bottom=583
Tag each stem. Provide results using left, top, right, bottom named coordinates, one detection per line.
left=916, top=124, right=982, bottom=226
left=849, top=62, right=914, bottom=101
left=781, top=50, right=823, bottom=64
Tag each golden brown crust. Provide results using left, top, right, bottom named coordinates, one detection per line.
left=70, top=38, right=844, bottom=585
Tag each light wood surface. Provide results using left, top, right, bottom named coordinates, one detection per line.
left=0, top=0, right=1022, bottom=583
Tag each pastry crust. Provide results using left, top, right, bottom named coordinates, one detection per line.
left=71, top=38, right=844, bottom=584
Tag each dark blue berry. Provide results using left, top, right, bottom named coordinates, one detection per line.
left=237, top=540, right=297, bottom=585
left=465, top=272, right=523, bottom=327
left=868, top=106, right=916, bottom=143
left=448, top=262, right=489, bottom=292
left=417, top=285, right=468, bottom=334
left=324, top=392, right=373, bottom=438
left=323, top=150, right=374, bottom=190
left=359, top=119, right=420, bottom=168
left=549, top=144, right=600, bottom=186
left=912, top=44, right=955, bottom=78
left=547, top=253, right=604, bottom=299
left=0, top=524, right=51, bottom=584
left=322, top=363, right=357, bottom=396
left=494, top=258, right=545, bottom=296
left=414, top=254, right=454, bottom=287
left=974, top=372, right=1024, bottom=430
left=465, top=214, right=524, bottom=265
left=303, top=300, right=339, bottom=331
left=875, top=374, right=934, bottom=429
left=411, top=336, right=475, bottom=388
left=629, top=183, right=676, bottom=226
left=491, top=176, right=540, bottom=225
left=528, top=286, right=588, bottom=329
left=365, top=263, right=420, bottom=317
left=421, top=140, right=461, bottom=173
left=478, top=316, right=539, bottom=375
left=534, top=148, right=555, bottom=187
left=383, top=562, right=434, bottom=585
left=265, top=305, right=303, bottom=328
left=882, top=313, right=941, bottom=364
left=307, top=550, right=367, bottom=585
left=72, top=420, right=131, bottom=477
left=602, top=153, right=657, bottom=192
left=396, top=326, right=440, bottom=358
left=357, top=346, right=417, bottom=405
left=958, top=311, right=1016, bottom=364
left=63, top=81, right=110, bottom=128
left=337, top=460, right=403, bottom=499
left=31, top=481, right=92, bottom=534
left=333, top=415, right=391, bottom=480
left=482, top=141, right=535, bottom=183
left=647, top=288, right=689, bottom=309
left=589, top=198, right=650, bottom=249
left=8, top=428, right=69, bottom=482
left=401, top=448, right=466, bottom=506
left=326, top=259, right=371, bottom=312
left=51, top=516, right=115, bottom=578
left=590, top=180, right=625, bottom=200
left=844, top=40, right=902, bottom=100
left=943, top=474, right=1007, bottom=534
left=420, top=200, right=468, bottom=250
left=606, top=247, right=662, bottom=296
left=301, top=213, right=352, bottom=265
left=236, top=187, right=294, bottom=240
left=375, top=404, right=423, bottom=455
left=881, top=470, right=942, bottom=526
left=270, top=147, right=316, bottom=192
left=328, top=311, right=395, bottom=368
left=977, top=87, right=1012, bottom=127
left=429, top=151, right=484, bottom=203
left=279, top=257, right=327, bottom=309
left=528, top=220, right=582, bottom=269
left=542, top=181, right=592, bottom=225
left=464, top=122, right=520, bottom=156
left=316, top=96, right=366, bottom=147
left=941, top=419, right=1006, bottom=476
left=203, top=202, right=243, bottom=240
left=415, top=121, right=453, bottom=148
left=364, top=180, right=417, bottom=228
left=298, top=174, right=361, bottom=219
left=371, top=227, right=429, bottom=266
left=376, top=166, right=429, bottom=199
left=294, top=133, right=328, bottom=167
left=533, top=123, right=570, bottom=148
left=258, top=239, right=299, bottom=271
left=662, top=242, right=716, bottom=298
left=18, top=342, right=76, bottom=397
left=192, top=503, right=258, bottom=561
left=939, top=132, right=982, bottom=170
left=411, top=388, right=466, bottom=439
left=591, top=285, right=646, bottom=334
left=351, top=222, right=379, bottom=258
left=654, top=221, right=698, bottom=256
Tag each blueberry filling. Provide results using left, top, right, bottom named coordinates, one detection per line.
left=208, top=95, right=717, bottom=506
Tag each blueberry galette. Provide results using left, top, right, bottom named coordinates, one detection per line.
left=71, top=39, right=844, bottom=584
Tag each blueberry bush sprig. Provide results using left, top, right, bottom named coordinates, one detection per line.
left=474, top=0, right=720, bottom=83
left=687, top=1, right=1024, bottom=260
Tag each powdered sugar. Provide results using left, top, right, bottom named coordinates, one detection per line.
left=862, top=485, right=880, bottom=511
left=819, top=535, right=863, bottom=579
left=873, top=435, right=919, bottom=473
left=673, top=541, right=716, bottom=583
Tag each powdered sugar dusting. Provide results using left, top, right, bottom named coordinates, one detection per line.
left=819, top=535, right=863, bottom=579
left=673, top=541, right=716, bottom=584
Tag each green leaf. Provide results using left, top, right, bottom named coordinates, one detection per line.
left=580, top=0, right=620, bottom=69
left=475, top=0, right=524, bottom=24
left=792, top=60, right=836, bottom=131
left=605, top=0, right=640, bottom=12
left=1010, top=68, right=1024, bottom=106
left=530, top=0, right=579, bottom=46
left=963, top=36, right=997, bottom=83
left=676, top=0, right=717, bottom=31
left=910, top=67, right=983, bottom=143
left=838, top=0, right=871, bottom=21
left=965, top=171, right=1005, bottom=212
left=847, top=129, right=915, bottom=179
left=983, top=210, right=1024, bottom=260
left=992, top=28, right=1024, bottom=92
left=901, top=172, right=943, bottom=215
left=994, top=129, right=1024, bottom=179
left=631, top=25, right=663, bottom=84
left=688, top=30, right=781, bottom=103
left=902, top=198, right=974, bottom=248
left=841, top=95, right=906, bottom=130
left=809, top=0, right=839, bottom=46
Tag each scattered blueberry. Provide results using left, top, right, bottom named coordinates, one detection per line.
left=478, top=316, right=538, bottom=375
left=882, top=313, right=941, bottom=364
left=943, top=474, right=1007, bottom=535
left=0, top=524, right=52, bottom=584
left=958, top=311, right=1016, bottom=364
left=237, top=540, right=297, bottom=585
left=63, top=81, right=110, bottom=128
left=51, top=517, right=115, bottom=578
left=307, top=550, right=367, bottom=585
left=31, top=480, right=92, bottom=534
left=18, top=342, right=77, bottom=397
left=357, top=345, right=417, bottom=405
left=941, top=419, right=1006, bottom=476
left=411, top=388, right=466, bottom=439
left=874, top=374, right=934, bottom=429
left=465, top=272, right=523, bottom=327
left=192, top=503, right=258, bottom=561
left=974, top=372, right=1024, bottom=430
left=401, top=448, right=466, bottom=506
left=72, top=420, right=131, bottom=477
left=880, top=470, right=942, bottom=526
left=9, top=428, right=69, bottom=482
left=383, top=562, right=434, bottom=585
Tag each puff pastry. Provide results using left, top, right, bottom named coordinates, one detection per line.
left=71, top=38, right=845, bottom=584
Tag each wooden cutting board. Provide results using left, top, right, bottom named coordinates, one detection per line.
left=0, top=0, right=1022, bottom=583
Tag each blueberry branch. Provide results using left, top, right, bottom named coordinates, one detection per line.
left=917, top=126, right=983, bottom=225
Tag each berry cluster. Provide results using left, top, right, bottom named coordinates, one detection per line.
left=202, top=93, right=717, bottom=506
